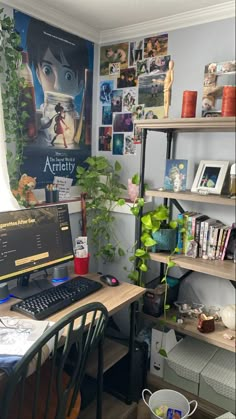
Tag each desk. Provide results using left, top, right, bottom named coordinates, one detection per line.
left=0, top=274, right=145, bottom=404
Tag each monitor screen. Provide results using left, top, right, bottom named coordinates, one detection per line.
left=0, top=204, right=74, bottom=291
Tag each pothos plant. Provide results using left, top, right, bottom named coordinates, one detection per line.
left=122, top=174, right=185, bottom=322
left=0, top=9, right=30, bottom=189
left=76, top=156, right=127, bottom=263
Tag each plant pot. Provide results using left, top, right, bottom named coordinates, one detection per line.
left=152, top=229, right=177, bottom=252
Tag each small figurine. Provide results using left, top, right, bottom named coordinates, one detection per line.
left=164, top=60, right=174, bottom=118
left=12, top=174, right=38, bottom=206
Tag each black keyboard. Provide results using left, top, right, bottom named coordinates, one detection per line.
left=10, top=277, right=103, bottom=320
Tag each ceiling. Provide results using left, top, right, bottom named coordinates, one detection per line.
left=3, top=0, right=235, bottom=42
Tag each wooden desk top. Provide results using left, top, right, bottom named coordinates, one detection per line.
left=0, top=274, right=145, bottom=323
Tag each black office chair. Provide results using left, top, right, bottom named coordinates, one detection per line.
left=0, top=302, right=109, bottom=419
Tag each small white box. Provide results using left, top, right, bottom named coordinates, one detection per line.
left=150, top=328, right=178, bottom=378
left=199, top=349, right=236, bottom=414
left=164, top=337, right=218, bottom=395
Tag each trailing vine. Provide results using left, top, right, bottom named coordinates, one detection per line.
left=0, top=8, right=29, bottom=188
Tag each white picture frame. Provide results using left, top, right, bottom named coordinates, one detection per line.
left=191, top=160, right=229, bottom=195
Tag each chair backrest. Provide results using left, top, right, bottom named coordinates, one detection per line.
left=0, top=302, right=108, bottom=419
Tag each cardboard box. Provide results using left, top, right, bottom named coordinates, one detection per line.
left=150, top=328, right=178, bottom=378
left=164, top=336, right=218, bottom=395
left=199, top=349, right=235, bottom=414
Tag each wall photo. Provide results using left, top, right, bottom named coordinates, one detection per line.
left=14, top=11, right=94, bottom=188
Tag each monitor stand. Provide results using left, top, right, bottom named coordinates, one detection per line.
left=10, top=274, right=54, bottom=300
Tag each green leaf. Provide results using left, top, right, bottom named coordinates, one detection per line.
left=131, top=173, right=140, bottom=185
left=143, top=237, right=156, bottom=247
left=135, top=248, right=146, bottom=257
left=139, top=263, right=148, bottom=272
left=114, top=161, right=121, bottom=171
left=117, top=198, right=126, bottom=206
left=159, top=348, right=168, bottom=357
left=118, top=247, right=125, bottom=256
left=167, top=260, right=176, bottom=268
left=164, top=304, right=170, bottom=310
left=131, top=206, right=140, bottom=216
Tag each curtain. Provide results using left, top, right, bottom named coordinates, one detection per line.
left=0, top=85, right=20, bottom=211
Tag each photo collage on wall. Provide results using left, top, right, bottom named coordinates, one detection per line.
left=99, top=34, right=170, bottom=156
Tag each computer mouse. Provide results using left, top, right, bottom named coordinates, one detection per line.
left=100, top=274, right=120, bottom=286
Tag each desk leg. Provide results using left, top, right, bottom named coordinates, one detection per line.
left=127, top=301, right=138, bottom=404
left=96, top=339, right=104, bottom=419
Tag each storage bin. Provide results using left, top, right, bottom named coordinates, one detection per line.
left=164, top=336, right=218, bottom=395
left=199, top=349, right=236, bottom=414
left=215, top=413, right=235, bottom=419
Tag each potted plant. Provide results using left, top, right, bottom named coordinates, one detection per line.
left=76, top=156, right=127, bottom=263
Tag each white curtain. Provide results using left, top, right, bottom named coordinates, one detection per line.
left=0, top=85, right=20, bottom=211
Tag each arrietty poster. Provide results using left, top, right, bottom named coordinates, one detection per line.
left=13, top=11, right=94, bottom=187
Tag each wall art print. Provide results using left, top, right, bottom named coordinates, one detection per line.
left=14, top=11, right=94, bottom=188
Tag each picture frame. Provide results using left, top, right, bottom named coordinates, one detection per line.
left=191, top=160, right=229, bottom=195
left=164, top=159, right=188, bottom=192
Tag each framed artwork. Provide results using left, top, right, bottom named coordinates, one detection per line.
left=191, top=160, right=229, bottom=194
left=164, top=159, right=188, bottom=192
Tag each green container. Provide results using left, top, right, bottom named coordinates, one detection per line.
left=152, top=228, right=177, bottom=252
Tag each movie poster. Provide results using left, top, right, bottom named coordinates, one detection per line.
left=14, top=11, right=94, bottom=188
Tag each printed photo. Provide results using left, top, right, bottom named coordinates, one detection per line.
left=111, top=89, right=123, bottom=113
left=138, top=74, right=165, bottom=107
left=98, top=126, right=112, bottom=152
left=102, top=105, right=112, bottom=125
left=100, top=42, right=128, bottom=75
left=132, top=104, right=145, bottom=120
left=144, top=34, right=168, bottom=58
left=129, top=40, right=143, bottom=66
left=164, top=159, right=188, bottom=191
left=149, top=55, right=171, bottom=74
left=113, top=113, right=133, bottom=132
left=14, top=11, right=94, bottom=187
left=125, top=134, right=137, bottom=155
left=133, top=125, right=142, bottom=144
left=100, top=80, right=114, bottom=104
left=202, top=60, right=236, bottom=117
left=137, top=59, right=149, bottom=76
left=112, top=133, right=124, bottom=155
left=109, top=62, right=120, bottom=76
left=144, top=106, right=164, bottom=119
left=117, top=68, right=137, bottom=88
left=123, top=88, right=137, bottom=112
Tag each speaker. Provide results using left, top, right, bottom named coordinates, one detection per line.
left=0, top=283, right=10, bottom=300
left=53, top=265, right=69, bottom=281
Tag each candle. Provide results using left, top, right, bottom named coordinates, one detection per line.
left=181, top=91, right=198, bottom=118
left=221, top=86, right=236, bottom=117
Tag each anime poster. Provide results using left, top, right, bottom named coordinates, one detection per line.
left=98, top=127, right=112, bottom=151
left=14, top=11, right=94, bottom=188
left=129, top=40, right=143, bottom=66
left=100, top=43, right=129, bottom=76
left=164, top=159, right=188, bottom=191
left=112, top=134, right=124, bottom=155
left=144, top=34, right=168, bottom=58
left=99, top=80, right=114, bottom=104
left=123, top=88, right=136, bottom=112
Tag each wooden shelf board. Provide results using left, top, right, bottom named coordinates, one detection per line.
left=80, top=392, right=137, bottom=419
left=142, top=311, right=236, bottom=352
left=145, top=189, right=235, bottom=206
left=149, top=252, right=236, bottom=281
left=134, top=116, right=236, bottom=131
left=85, top=338, right=129, bottom=378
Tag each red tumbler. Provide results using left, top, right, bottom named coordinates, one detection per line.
left=74, top=254, right=90, bottom=275
left=221, top=86, right=236, bottom=117
left=181, top=90, right=198, bottom=118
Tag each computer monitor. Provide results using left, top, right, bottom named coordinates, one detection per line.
left=0, top=204, right=74, bottom=299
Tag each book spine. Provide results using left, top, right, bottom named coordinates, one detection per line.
left=211, top=227, right=221, bottom=260
left=221, top=227, right=232, bottom=261
left=219, top=227, right=229, bottom=260
left=215, top=226, right=225, bottom=260
left=184, top=216, right=194, bottom=256
left=202, top=221, right=210, bottom=259
left=176, top=213, right=184, bottom=254
left=207, top=225, right=215, bottom=260
left=198, top=221, right=206, bottom=258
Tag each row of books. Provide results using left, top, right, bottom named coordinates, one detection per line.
left=176, top=212, right=235, bottom=260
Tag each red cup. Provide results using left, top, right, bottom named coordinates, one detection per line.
left=74, top=254, right=90, bottom=275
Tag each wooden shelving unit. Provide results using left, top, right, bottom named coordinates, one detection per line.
left=134, top=116, right=235, bottom=131
left=80, top=393, right=137, bottom=419
left=145, top=189, right=235, bottom=206
left=149, top=252, right=235, bottom=281
left=142, top=311, right=236, bottom=352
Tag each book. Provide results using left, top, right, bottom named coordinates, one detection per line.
left=202, top=218, right=221, bottom=259
left=199, top=218, right=209, bottom=258
left=183, top=211, right=196, bottom=255
left=221, top=225, right=232, bottom=260
left=207, top=222, right=224, bottom=260
left=215, top=225, right=227, bottom=260
left=194, top=215, right=209, bottom=257
left=176, top=213, right=184, bottom=254
left=219, top=226, right=230, bottom=260
left=0, top=317, right=50, bottom=356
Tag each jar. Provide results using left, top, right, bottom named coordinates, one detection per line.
left=221, top=304, right=236, bottom=330
left=229, top=163, right=236, bottom=198
left=181, top=91, right=198, bottom=118
left=221, top=86, right=236, bottom=117
left=43, top=91, right=76, bottom=146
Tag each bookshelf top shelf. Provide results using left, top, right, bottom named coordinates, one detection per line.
left=150, top=252, right=236, bottom=281
left=134, top=116, right=236, bottom=132
left=145, top=189, right=235, bottom=206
